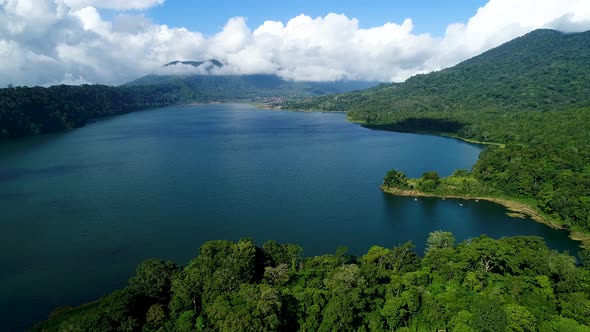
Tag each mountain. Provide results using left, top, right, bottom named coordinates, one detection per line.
left=126, top=60, right=378, bottom=102
left=163, top=59, right=223, bottom=68
left=286, top=29, right=590, bottom=116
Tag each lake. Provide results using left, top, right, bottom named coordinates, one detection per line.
left=0, top=104, right=580, bottom=331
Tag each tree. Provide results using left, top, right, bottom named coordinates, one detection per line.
left=472, top=296, right=507, bottom=332
left=145, top=304, right=167, bottom=329
left=420, top=171, right=441, bottom=191
left=129, top=259, right=179, bottom=301
left=579, top=248, right=590, bottom=269
left=321, top=264, right=368, bottom=331
left=175, top=310, right=195, bottom=332
left=383, top=169, right=410, bottom=189
left=426, top=231, right=455, bottom=253
left=262, top=240, right=303, bottom=270
left=264, top=263, right=290, bottom=285
left=504, top=304, right=536, bottom=332
left=32, top=237, right=590, bottom=332
left=422, top=171, right=440, bottom=184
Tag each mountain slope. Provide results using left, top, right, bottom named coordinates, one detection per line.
left=126, top=60, right=378, bottom=101
left=287, top=29, right=590, bottom=115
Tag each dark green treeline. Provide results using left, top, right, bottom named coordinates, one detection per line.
left=35, top=235, right=590, bottom=331
left=0, top=84, right=194, bottom=141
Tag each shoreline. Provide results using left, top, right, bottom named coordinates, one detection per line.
left=381, top=186, right=590, bottom=248
left=347, top=117, right=504, bottom=147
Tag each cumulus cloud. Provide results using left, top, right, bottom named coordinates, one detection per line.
left=153, top=60, right=224, bottom=76
left=0, top=0, right=589, bottom=86
left=430, top=0, right=590, bottom=69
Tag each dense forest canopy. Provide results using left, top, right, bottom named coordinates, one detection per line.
left=284, top=29, right=590, bottom=237
left=127, top=72, right=377, bottom=100
left=0, top=85, right=179, bottom=140
left=34, top=236, right=590, bottom=331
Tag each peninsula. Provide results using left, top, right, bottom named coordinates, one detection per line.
left=285, top=29, right=590, bottom=246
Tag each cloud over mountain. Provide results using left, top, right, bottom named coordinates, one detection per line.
left=0, top=0, right=589, bottom=86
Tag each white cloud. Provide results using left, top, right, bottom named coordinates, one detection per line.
left=153, top=60, right=223, bottom=76
left=430, top=0, right=590, bottom=69
left=0, top=0, right=589, bottom=86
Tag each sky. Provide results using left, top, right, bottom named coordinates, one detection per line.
left=142, top=0, right=489, bottom=37
left=0, top=0, right=589, bottom=86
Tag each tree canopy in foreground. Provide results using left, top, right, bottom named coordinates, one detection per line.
left=35, top=236, right=590, bottom=332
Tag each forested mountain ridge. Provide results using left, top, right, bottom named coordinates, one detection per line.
left=285, top=29, right=590, bottom=115
left=34, top=236, right=590, bottom=331
left=125, top=73, right=377, bottom=100
left=126, top=60, right=378, bottom=101
left=284, top=29, right=590, bottom=240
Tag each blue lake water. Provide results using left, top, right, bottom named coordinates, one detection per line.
left=0, top=104, right=580, bottom=330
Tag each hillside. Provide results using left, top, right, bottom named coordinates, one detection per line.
left=285, top=29, right=590, bottom=240
left=0, top=84, right=182, bottom=140
left=127, top=60, right=378, bottom=101
left=286, top=29, right=590, bottom=116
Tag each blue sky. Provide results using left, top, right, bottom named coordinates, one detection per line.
left=140, top=0, right=488, bottom=36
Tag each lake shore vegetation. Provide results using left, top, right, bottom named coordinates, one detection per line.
left=34, top=237, right=590, bottom=332
left=284, top=29, right=590, bottom=244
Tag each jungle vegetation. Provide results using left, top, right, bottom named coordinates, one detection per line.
left=34, top=236, right=590, bottom=332
left=284, top=29, right=590, bottom=236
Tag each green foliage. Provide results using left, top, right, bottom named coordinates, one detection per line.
left=145, top=303, right=167, bottom=329
left=262, top=240, right=303, bottom=270
left=504, top=303, right=536, bottom=332
left=288, top=30, right=590, bottom=117
left=419, top=171, right=441, bottom=191
left=382, top=169, right=410, bottom=189
left=426, top=231, right=455, bottom=252
left=34, top=236, right=590, bottom=331
left=127, top=73, right=377, bottom=102
left=175, top=310, right=195, bottom=332
left=472, top=296, right=508, bottom=332
left=290, top=29, right=590, bottom=235
left=0, top=84, right=177, bottom=141
left=539, top=316, right=590, bottom=332
left=580, top=249, right=590, bottom=269
left=129, top=259, right=179, bottom=301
